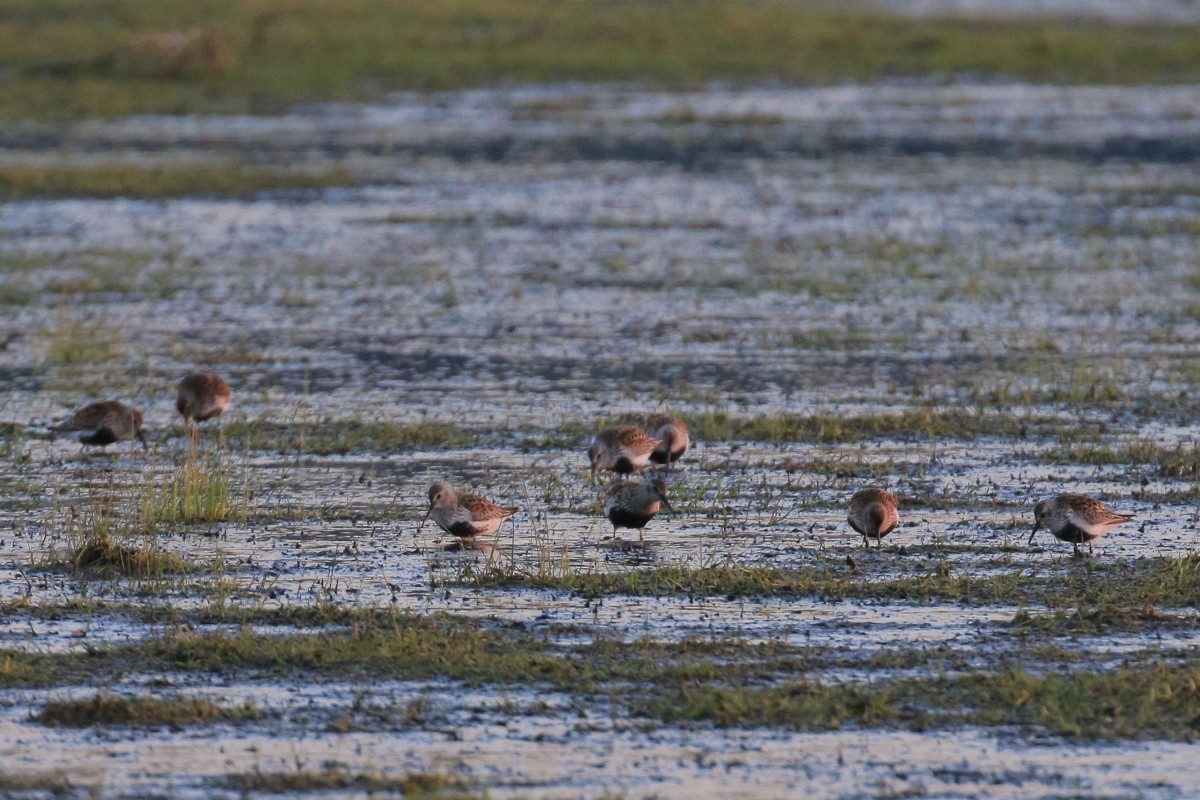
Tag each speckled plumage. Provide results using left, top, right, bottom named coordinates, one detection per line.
left=847, top=488, right=899, bottom=549
left=421, top=482, right=518, bottom=539
left=603, top=476, right=673, bottom=542
left=175, top=372, right=231, bottom=423
left=646, top=415, right=690, bottom=466
left=588, top=426, right=662, bottom=476
left=51, top=400, right=146, bottom=449
left=1030, top=494, right=1133, bottom=555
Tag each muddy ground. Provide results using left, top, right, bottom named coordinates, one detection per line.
left=1, top=81, right=1199, bottom=798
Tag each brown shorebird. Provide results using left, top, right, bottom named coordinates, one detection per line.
left=1030, top=493, right=1134, bottom=556
left=176, top=372, right=231, bottom=424
left=51, top=400, right=146, bottom=450
left=420, top=482, right=518, bottom=541
left=646, top=415, right=690, bottom=467
left=847, top=488, right=899, bottom=549
left=603, top=476, right=673, bottom=543
left=588, top=426, right=661, bottom=478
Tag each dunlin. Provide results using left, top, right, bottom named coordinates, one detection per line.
left=421, top=482, right=518, bottom=540
left=847, top=488, right=899, bottom=549
left=588, top=426, right=662, bottom=477
left=51, top=400, right=146, bottom=450
left=1030, top=493, right=1133, bottom=556
left=176, top=372, right=231, bottom=424
left=646, top=415, right=690, bottom=467
left=603, top=476, right=673, bottom=543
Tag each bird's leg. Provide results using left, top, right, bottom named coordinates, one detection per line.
left=1089, top=541, right=1094, bottom=556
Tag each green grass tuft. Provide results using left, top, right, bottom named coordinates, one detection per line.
left=35, top=692, right=260, bottom=728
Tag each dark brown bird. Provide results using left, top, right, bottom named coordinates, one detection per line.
left=420, top=482, right=518, bottom=540
left=588, top=426, right=661, bottom=477
left=847, top=488, right=899, bottom=549
left=51, top=400, right=146, bottom=449
left=176, top=372, right=231, bottom=423
left=603, top=476, right=673, bottom=543
left=646, top=415, right=690, bottom=467
left=1030, top=493, right=1134, bottom=556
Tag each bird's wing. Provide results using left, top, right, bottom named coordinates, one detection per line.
left=462, top=495, right=517, bottom=521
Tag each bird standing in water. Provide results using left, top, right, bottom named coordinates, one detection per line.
left=421, top=482, right=518, bottom=542
left=603, top=476, right=673, bottom=544
left=847, top=488, right=899, bottom=549
left=1030, top=494, right=1133, bottom=556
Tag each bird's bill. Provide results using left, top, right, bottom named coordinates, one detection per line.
left=1027, top=521, right=1040, bottom=545
left=660, top=495, right=674, bottom=513
left=136, top=429, right=148, bottom=450
left=419, top=507, right=432, bottom=529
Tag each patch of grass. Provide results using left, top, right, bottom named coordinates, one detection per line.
left=0, top=248, right=187, bottom=304
left=222, top=768, right=469, bottom=796
left=1009, top=606, right=1188, bottom=635
left=52, top=493, right=191, bottom=578
left=0, top=163, right=358, bottom=199
left=42, top=316, right=121, bottom=366
left=142, top=447, right=245, bottom=524
left=685, top=408, right=1049, bottom=443
left=468, top=555, right=1200, bottom=609
left=1047, top=440, right=1200, bottom=478
left=4, top=607, right=1200, bottom=740
left=223, top=419, right=473, bottom=455
left=640, top=662, right=1200, bottom=740
left=67, top=530, right=189, bottom=576
left=3, top=2, right=1200, bottom=121
left=533, top=407, right=1071, bottom=450
left=35, top=692, right=260, bottom=728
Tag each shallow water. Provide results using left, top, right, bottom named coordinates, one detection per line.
left=2, top=81, right=1200, bottom=796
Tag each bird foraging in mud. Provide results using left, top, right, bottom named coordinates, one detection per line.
left=645, top=415, right=690, bottom=467
left=50, top=400, right=147, bottom=450
left=588, top=426, right=662, bottom=478
left=847, top=488, right=899, bottom=549
left=176, top=371, right=231, bottom=443
left=1029, top=493, right=1133, bottom=556
left=603, top=476, right=673, bottom=544
left=421, top=482, right=518, bottom=541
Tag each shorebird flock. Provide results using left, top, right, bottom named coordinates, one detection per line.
left=50, top=373, right=1135, bottom=556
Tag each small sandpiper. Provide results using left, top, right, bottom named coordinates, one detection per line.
left=176, top=371, right=232, bottom=424
left=1030, top=493, right=1133, bottom=556
left=603, top=476, right=673, bottom=543
left=421, top=482, right=518, bottom=541
left=847, top=488, right=899, bottom=549
left=646, top=415, right=690, bottom=467
left=51, top=400, right=147, bottom=450
left=588, top=426, right=662, bottom=478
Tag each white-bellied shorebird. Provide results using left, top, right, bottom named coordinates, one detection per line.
left=1030, top=493, right=1133, bottom=556
left=421, top=482, right=518, bottom=541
